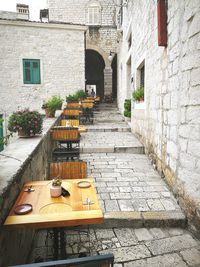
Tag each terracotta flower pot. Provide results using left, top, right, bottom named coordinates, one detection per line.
left=18, top=129, right=34, bottom=138
left=45, top=109, right=56, bottom=118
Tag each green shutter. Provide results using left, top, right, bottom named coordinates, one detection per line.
left=32, top=60, right=41, bottom=84
left=23, top=59, right=41, bottom=84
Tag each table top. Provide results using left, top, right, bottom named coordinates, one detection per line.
left=4, top=179, right=103, bottom=229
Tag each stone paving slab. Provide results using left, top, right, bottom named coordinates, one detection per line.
left=30, top=227, right=200, bottom=266
left=80, top=154, right=182, bottom=208
left=80, top=132, right=144, bottom=154
left=85, top=122, right=131, bottom=132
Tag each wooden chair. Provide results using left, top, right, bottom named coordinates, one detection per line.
left=81, top=102, right=94, bottom=109
left=61, top=119, right=79, bottom=127
left=10, top=254, right=114, bottom=267
left=63, top=109, right=81, bottom=117
left=51, top=127, right=80, bottom=161
left=60, top=120, right=86, bottom=133
left=66, top=102, right=81, bottom=109
left=80, top=108, right=93, bottom=124
left=50, top=161, right=87, bottom=179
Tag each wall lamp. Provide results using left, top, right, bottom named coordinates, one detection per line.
left=108, top=51, right=115, bottom=62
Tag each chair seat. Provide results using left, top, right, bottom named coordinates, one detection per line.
left=53, top=148, right=80, bottom=154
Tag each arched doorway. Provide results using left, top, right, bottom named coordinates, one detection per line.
left=111, top=54, right=117, bottom=100
left=85, top=49, right=105, bottom=100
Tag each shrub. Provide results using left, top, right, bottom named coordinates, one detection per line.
left=76, top=90, right=87, bottom=100
left=66, top=94, right=79, bottom=102
left=42, top=96, right=63, bottom=117
left=8, top=109, right=43, bottom=136
left=66, top=90, right=87, bottom=102
left=123, top=99, right=131, bottom=118
left=132, top=87, right=144, bottom=101
left=123, top=110, right=131, bottom=118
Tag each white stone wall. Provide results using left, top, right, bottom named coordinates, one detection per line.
left=118, top=0, right=200, bottom=226
left=48, top=0, right=116, bottom=26
left=48, top=0, right=118, bottom=66
left=0, top=20, right=86, bottom=117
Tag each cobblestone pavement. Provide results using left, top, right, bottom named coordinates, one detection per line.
left=80, top=104, right=185, bottom=225
left=80, top=153, right=182, bottom=214
left=31, top=103, right=200, bottom=265
left=31, top=227, right=200, bottom=266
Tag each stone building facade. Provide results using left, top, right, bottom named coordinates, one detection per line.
left=0, top=19, right=87, bottom=117
left=48, top=0, right=118, bottom=99
left=117, top=0, right=200, bottom=229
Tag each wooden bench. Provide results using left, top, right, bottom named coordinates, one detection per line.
left=10, top=254, right=114, bottom=267
left=50, top=161, right=87, bottom=179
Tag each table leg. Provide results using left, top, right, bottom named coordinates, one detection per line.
left=53, top=228, right=67, bottom=260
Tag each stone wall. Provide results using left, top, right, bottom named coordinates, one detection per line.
left=118, top=0, right=200, bottom=230
left=0, top=20, right=86, bottom=117
left=0, top=116, right=58, bottom=266
left=48, top=0, right=118, bottom=54
left=48, top=0, right=118, bottom=97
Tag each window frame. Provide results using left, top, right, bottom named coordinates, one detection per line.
left=23, top=59, right=41, bottom=84
left=86, top=1, right=101, bottom=26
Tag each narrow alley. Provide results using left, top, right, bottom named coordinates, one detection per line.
left=31, top=103, right=200, bottom=266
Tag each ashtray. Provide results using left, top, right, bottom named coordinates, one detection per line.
left=14, top=204, right=33, bottom=215
left=77, top=181, right=91, bottom=188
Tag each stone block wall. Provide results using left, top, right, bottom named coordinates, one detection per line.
left=48, top=0, right=116, bottom=26
left=48, top=0, right=118, bottom=97
left=0, top=117, right=58, bottom=266
left=118, top=0, right=200, bottom=230
left=0, top=20, right=86, bottom=117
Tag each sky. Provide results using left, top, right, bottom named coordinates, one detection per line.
left=0, top=0, right=47, bottom=20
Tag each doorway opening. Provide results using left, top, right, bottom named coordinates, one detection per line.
left=111, top=54, right=117, bottom=100
left=85, top=49, right=105, bottom=100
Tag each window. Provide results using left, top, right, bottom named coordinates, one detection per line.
left=140, top=65, right=145, bottom=88
left=23, top=59, right=41, bottom=84
left=87, top=1, right=101, bottom=26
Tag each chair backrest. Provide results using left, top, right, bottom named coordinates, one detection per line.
left=51, top=127, right=79, bottom=141
left=10, top=254, right=114, bottom=267
left=61, top=119, right=80, bottom=127
left=66, top=102, right=81, bottom=108
left=81, top=102, right=94, bottom=109
left=50, top=161, right=87, bottom=179
left=63, top=109, right=80, bottom=116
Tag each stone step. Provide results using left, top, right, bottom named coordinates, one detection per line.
left=80, top=145, right=144, bottom=154
left=85, top=127, right=131, bottom=132
left=97, top=211, right=187, bottom=229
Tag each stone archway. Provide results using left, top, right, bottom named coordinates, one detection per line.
left=86, top=44, right=110, bottom=67
left=86, top=45, right=115, bottom=100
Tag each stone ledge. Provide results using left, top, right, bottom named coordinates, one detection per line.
left=96, top=211, right=186, bottom=229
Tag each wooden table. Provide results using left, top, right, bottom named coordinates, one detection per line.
left=4, top=179, right=103, bottom=229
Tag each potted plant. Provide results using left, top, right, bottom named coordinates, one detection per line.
left=42, top=96, right=63, bottom=117
left=8, top=109, right=43, bottom=137
left=66, top=93, right=79, bottom=103
left=76, top=90, right=87, bottom=101
left=132, top=87, right=144, bottom=102
left=123, top=99, right=131, bottom=118
left=50, top=176, right=62, bottom=197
